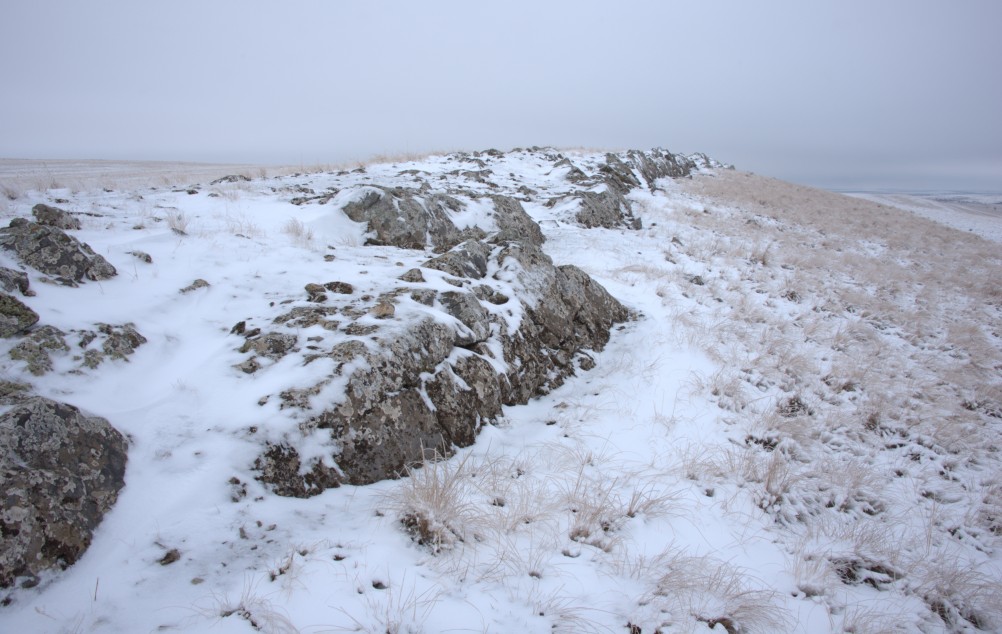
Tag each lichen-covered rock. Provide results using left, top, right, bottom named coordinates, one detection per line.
left=494, top=241, right=630, bottom=402
left=438, top=290, right=491, bottom=346
left=77, top=323, right=147, bottom=368
left=553, top=157, right=589, bottom=183
left=623, top=148, right=695, bottom=190
left=0, top=267, right=32, bottom=296
left=0, top=219, right=116, bottom=285
left=9, top=325, right=69, bottom=375
left=399, top=268, right=425, bottom=283
left=31, top=204, right=82, bottom=231
left=424, top=239, right=492, bottom=279
left=179, top=279, right=209, bottom=294
left=341, top=187, right=478, bottom=250
left=573, top=150, right=698, bottom=229
left=210, top=174, right=250, bottom=185
left=0, top=292, right=39, bottom=337
left=239, top=332, right=298, bottom=360
left=324, top=281, right=353, bottom=295
left=491, top=196, right=545, bottom=246
left=576, top=187, right=636, bottom=229
left=254, top=444, right=342, bottom=498
left=423, top=353, right=501, bottom=447
left=255, top=238, right=629, bottom=493
left=0, top=397, right=127, bottom=588
left=0, top=381, right=31, bottom=405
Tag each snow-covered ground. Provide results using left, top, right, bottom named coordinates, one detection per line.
left=1, top=153, right=1001, bottom=633
left=844, top=191, right=1002, bottom=244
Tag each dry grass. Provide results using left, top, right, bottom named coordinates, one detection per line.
left=282, top=217, right=314, bottom=246
left=384, top=451, right=481, bottom=553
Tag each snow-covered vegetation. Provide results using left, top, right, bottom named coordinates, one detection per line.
left=1, top=149, right=1000, bottom=633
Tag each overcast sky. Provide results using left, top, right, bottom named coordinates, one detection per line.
left=2, top=1, right=999, bottom=191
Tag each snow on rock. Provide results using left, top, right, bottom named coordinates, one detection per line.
left=0, top=218, right=116, bottom=285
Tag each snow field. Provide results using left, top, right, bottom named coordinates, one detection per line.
left=0, top=152, right=1000, bottom=632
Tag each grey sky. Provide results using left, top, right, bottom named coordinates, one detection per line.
left=2, top=1, right=1000, bottom=191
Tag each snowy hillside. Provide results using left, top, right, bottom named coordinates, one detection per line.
left=1, top=149, right=1001, bottom=633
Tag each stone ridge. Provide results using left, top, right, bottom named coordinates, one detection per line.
left=246, top=147, right=721, bottom=494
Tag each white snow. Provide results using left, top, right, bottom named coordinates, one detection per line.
left=1, top=153, right=1001, bottom=633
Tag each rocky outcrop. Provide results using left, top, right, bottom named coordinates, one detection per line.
left=254, top=235, right=629, bottom=493
left=0, top=219, right=116, bottom=286
left=0, top=397, right=128, bottom=588
left=573, top=149, right=710, bottom=230
left=490, top=196, right=545, bottom=246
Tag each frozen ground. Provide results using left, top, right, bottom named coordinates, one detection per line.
left=1, top=153, right=1001, bottom=633
left=845, top=191, right=1002, bottom=244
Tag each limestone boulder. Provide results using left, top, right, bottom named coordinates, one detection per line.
left=0, top=397, right=127, bottom=588
left=0, top=219, right=116, bottom=286
left=31, top=204, right=81, bottom=231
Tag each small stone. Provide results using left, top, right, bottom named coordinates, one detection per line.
left=235, top=358, right=261, bottom=374
left=398, top=268, right=425, bottom=283
left=179, top=279, right=210, bottom=294
left=371, top=302, right=395, bottom=319
left=324, top=281, right=354, bottom=294
left=127, top=250, right=153, bottom=264
left=159, top=549, right=181, bottom=566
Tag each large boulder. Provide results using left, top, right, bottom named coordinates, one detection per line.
left=0, top=397, right=128, bottom=588
left=0, top=219, right=116, bottom=286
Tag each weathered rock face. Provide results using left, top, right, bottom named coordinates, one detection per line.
left=0, top=219, right=116, bottom=286
left=0, top=397, right=128, bottom=588
left=9, top=325, right=68, bottom=375
left=78, top=323, right=147, bottom=369
left=0, top=267, right=32, bottom=296
left=0, top=292, right=39, bottom=338
left=254, top=235, right=630, bottom=493
left=574, top=149, right=707, bottom=230
left=491, top=196, right=545, bottom=246
left=424, top=239, right=492, bottom=279
left=249, top=148, right=723, bottom=495
left=31, top=204, right=82, bottom=231
left=341, top=187, right=481, bottom=250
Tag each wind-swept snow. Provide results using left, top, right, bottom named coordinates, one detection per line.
left=1, top=151, right=1001, bottom=633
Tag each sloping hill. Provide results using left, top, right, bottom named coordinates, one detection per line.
left=1, top=149, right=1000, bottom=633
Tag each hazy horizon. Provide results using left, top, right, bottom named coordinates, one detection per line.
left=2, top=1, right=999, bottom=193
